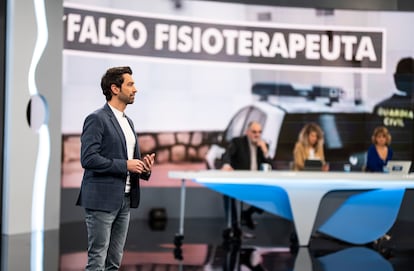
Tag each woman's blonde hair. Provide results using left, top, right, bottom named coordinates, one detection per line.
left=298, top=122, right=324, bottom=149
left=371, top=126, right=392, bottom=145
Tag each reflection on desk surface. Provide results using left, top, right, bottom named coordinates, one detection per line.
left=55, top=218, right=414, bottom=271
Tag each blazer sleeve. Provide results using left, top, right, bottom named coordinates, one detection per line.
left=293, top=142, right=306, bottom=171
left=80, top=112, right=127, bottom=175
left=365, top=145, right=377, bottom=172
left=258, top=143, right=272, bottom=165
left=221, top=138, right=238, bottom=167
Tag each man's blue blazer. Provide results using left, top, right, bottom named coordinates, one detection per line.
left=76, top=103, right=150, bottom=212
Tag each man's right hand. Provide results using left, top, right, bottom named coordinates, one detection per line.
left=256, top=139, right=269, bottom=157
left=127, top=159, right=146, bottom=174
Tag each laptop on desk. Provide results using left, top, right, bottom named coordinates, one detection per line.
left=304, top=159, right=323, bottom=171
left=385, top=160, right=412, bottom=174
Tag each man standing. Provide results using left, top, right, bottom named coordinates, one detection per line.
left=77, top=66, right=155, bottom=270
left=372, top=57, right=414, bottom=172
left=221, top=121, right=271, bottom=234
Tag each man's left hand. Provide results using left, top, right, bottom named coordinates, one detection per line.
left=143, top=153, right=155, bottom=172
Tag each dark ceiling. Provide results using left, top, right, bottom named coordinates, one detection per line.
left=192, top=0, right=414, bottom=11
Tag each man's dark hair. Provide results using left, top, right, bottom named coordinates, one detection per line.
left=101, top=66, right=133, bottom=101
left=396, top=57, right=414, bottom=74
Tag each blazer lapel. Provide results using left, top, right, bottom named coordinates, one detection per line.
left=104, top=104, right=128, bottom=157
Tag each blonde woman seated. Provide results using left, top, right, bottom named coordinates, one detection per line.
left=293, top=123, right=329, bottom=171
left=365, top=126, right=393, bottom=172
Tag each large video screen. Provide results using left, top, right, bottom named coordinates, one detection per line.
left=62, top=0, right=414, bottom=187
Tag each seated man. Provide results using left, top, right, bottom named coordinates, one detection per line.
left=221, top=121, right=272, bottom=235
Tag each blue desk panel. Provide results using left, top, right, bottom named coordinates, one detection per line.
left=169, top=170, right=414, bottom=246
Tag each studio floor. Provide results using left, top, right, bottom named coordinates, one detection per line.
left=2, top=216, right=414, bottom=270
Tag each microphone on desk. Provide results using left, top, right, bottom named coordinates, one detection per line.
left=260, top=163, right=272, bottom=172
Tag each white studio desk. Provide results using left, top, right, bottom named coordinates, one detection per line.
left=168, top=170, right=414, bottom=246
